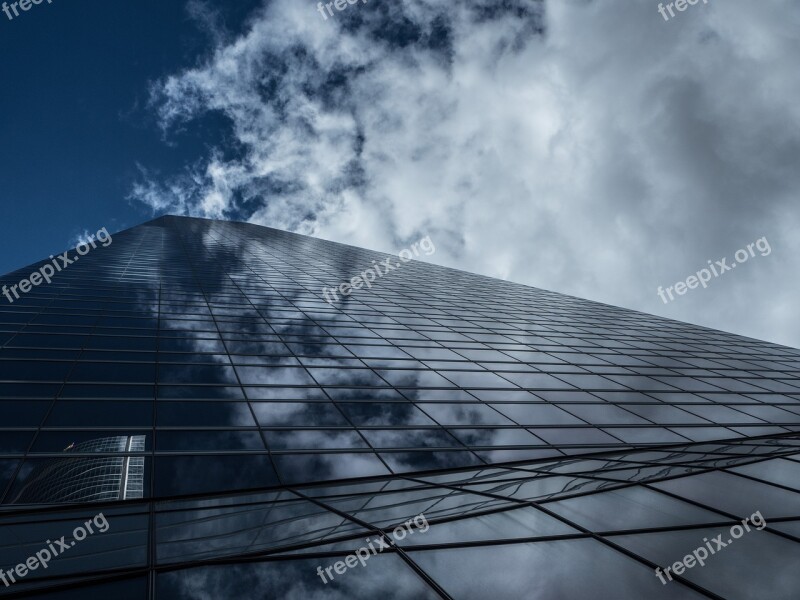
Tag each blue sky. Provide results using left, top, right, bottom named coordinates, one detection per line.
left=1, top=0, right=799, bottom=348
left=0, top=0, right=262, bottom=273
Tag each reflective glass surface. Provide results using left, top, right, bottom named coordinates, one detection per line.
left=0, top=216, right=798, bottom=598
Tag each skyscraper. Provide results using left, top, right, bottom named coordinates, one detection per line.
left=0, top=215, right=797, bottom=598
left=12, top=435, right=145, bottom=504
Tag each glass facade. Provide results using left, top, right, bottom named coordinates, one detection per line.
left=0, top=215, right=797, bottom=598
left=12, top=435, right=145, bottom=504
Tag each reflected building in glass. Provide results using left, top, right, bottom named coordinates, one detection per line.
left=0, top=215, right=798, bottom=599
left=13, top=435, right=145, bottom=504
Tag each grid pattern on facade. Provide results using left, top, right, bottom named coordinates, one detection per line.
left=12, top=436, right=146, bottom=504
left=0, top=435, right=798, bottom=598
left=0, top=216, right=797, bottom=598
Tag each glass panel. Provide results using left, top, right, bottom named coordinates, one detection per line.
left=410, top=539, right=705, bottom=599
left=157, top=554, right=440, bottom=599
left=547, top=486, right=721, bottom=531
left=612, top=527, right=800, bottom=600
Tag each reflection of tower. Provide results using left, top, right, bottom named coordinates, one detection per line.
left=14, top=436, right=146, bottom=504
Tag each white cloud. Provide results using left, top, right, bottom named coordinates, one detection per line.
left=132, top=0, right=800, bottom=348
